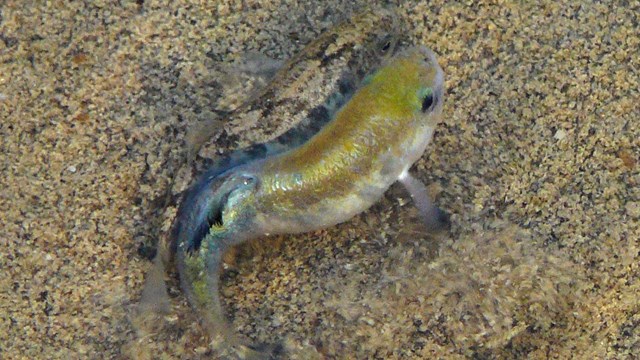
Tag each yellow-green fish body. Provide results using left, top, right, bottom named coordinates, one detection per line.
left=175, top=47, right=446, bottom=355
left=254, top=47, right=444, bottom=232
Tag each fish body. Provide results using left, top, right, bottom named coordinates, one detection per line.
left=162, top=5, right=405, bottom=270
left=174, top=46, right=446, bottom=354
left=255, top=47, right=444, bottom=233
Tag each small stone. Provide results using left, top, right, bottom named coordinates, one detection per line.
left=271, top=317, right=282, bottom=327
left=625, top=202, right=639, bottom=218
left=361, top=317, right=375, bottom=326
left=554, top=129, right=567, bottom=140
left=67, top=165, right=77, bottom=173
left=194, top=346, right=208, bottom=355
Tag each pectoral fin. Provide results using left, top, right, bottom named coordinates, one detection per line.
left=398, top=170, right=450, bottom=231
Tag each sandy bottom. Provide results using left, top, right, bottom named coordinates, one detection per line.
left=2, top=1, right=638, bottom=359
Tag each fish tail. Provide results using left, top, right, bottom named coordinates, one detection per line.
left=176, top=233, right=228, bottom=335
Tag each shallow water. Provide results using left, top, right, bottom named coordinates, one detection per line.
left=1, top=1, right=638, bottom=358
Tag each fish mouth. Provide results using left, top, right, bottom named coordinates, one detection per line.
left=171, top=163, right=261, bottom=255
left=171, top=168, right=234, bottom=255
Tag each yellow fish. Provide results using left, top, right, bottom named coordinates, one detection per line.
left=175, top=45, right=446, bottom=358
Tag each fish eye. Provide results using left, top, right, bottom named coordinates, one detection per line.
left=381, top=40, right=391, bottom=52
left=378, top=34, right=395, bottom=54
left=420, top=87, right=435, bottom=113
left=421, top=93, right=434, bottom=112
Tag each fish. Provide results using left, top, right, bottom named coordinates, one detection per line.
left=141, top=7, right=413, bottom=357
left=173, top=45, right=447, bottom=358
